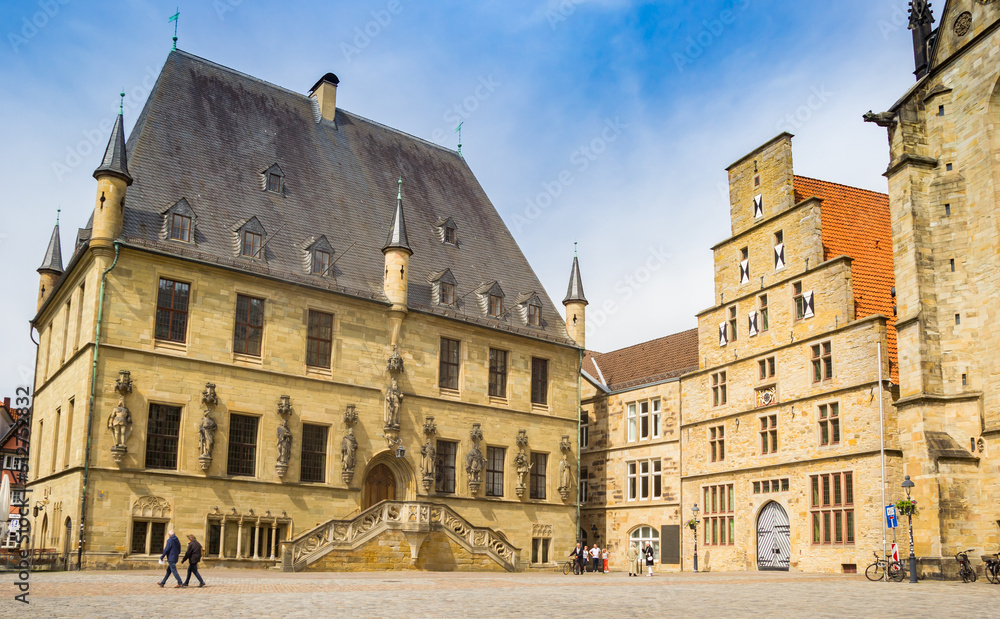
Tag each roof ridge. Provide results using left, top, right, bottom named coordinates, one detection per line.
left=339, top=110, right=463, bottom=158
left=600, top=327, right=699, bottom=357
left=793, top=174, right=888, bottom=198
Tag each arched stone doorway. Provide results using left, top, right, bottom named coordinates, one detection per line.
left=756, top=501, right=790, bottom=571
left=38, top=513, right=49, bottom=551
left=363, top=463, right=396, bottom=510
left=63, top=517, right=73, bottom=564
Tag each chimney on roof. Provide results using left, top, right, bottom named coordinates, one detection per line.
left=309, top=73, right=340, bottom=122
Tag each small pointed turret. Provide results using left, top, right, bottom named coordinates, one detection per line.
left=36, top=215, right=64, bottom=311
left=908, top=0, right=935, bottom=79
left=91, top=96, right=132, bottom=254
left=382, top=178, right=411, bottom=254
left=562, top=247, right=588, bottom=348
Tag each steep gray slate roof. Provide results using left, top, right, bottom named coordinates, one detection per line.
left=563, top=256, right=587, bottom=304
left=94, top=113, right=132, bottom=185
left=119, top=50, right=573, bottom=346
left=38, top=223, right=64, bottom=274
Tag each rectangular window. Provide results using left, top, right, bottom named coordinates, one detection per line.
left=131, top=521, right=149, bottom=554
left=810, top=472, right=854, bottom=545
left=758, top=356, right=776, bottom=380
left=444, top=226, right=457, bottom=244
left=242, top=230, right=262, bottom=258
left=728, top=305, right=738, bottom=341
left=639, top=401, right=650, bottom=440
left=580, top=411, right=589, bottom=449
left=819, top=402, right=840, bottom=446
left=793, top=281, right=805, bottom=320
left=436, top=440, right=458, bottom=494
left=531, top=537, right=550, bottom=564
left=170, top=213, right=192, bottom=242
left=300, top=424, right=328, bottom=483
left=652, top=399, right=661, bottom=438
left=155, top=279, right=190, bottom=343
left=653, top=459, right=662, bottom=499
left=440, top=281, right=455, bottom=306
left=485, top=446, right=505, bottom=497
left=774, top=231, right=785, bottom=270
left=627, top=403, right=637, bottom=442
left=144, top=404, right=181, bottom=470
left=627, top=461, right=637, bottom=500
left=233, top=294, right=264, bottom=356
left=579, top=466, right=588, bottom=503
left=759, top=294, right=769, bottom=332
left=639, top=460, right=650, bottom=499
left=312, top=249, right=331, bottom=276
left=488, top=348, right=508, bottom=398
left=488, top=294, right=503, bottom=317
left=704, top=483, right=734, bottom=546
left=439, top=338, right=460, bottom=390
left=306, top=310, right=333, bottom=369
left=709, top=425, right=725, bottom=462
left=530, top=453, right=547, bottom=500
left=711, top=371, right=727, bottom=407
left=267, top=173, right=281, bottom=193
left=531, top=358, right=548, bottom=405
left=812, top=341, right=833, bottom=383
left=227, top=414, right=259, bottom=476
left=528, top=304, right=542, bottom=327
left=759, top=414, right=778, bottom=454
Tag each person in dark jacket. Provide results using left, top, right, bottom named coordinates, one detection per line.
left=181, top=533, right=206, bottom=587
left=158, top=530, right=183, bottom=587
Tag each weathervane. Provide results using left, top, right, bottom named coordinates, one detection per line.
left=169, top=8, right=180, bottom=50
left=455, top=121, right=463, bottom=156
left=119, top=89, right=124, bottom=115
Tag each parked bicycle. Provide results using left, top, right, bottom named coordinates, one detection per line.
left=865, top=550, right=905, bottom=582
left=984, top=553, right=999, bottom=585
left=562, top=559, right=582, bottom=575
left=956, top=549, right=977, bottom=583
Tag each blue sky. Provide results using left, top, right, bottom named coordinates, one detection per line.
left=0, top=0, right=920, bottom=398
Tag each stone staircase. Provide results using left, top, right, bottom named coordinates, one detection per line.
left=281, top=500, right=520, bottom=572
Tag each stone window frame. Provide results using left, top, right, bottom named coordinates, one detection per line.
left=530, top=357, right=549, bottom=407
left=709, top=424, right=725, bottom=462
left=484, top=445, right=505, bottom=497
left=758, top=356, right=776, bottom=381
left=579, top=466, right=589, bottom=503
left=435, top=439, right=458, bottom=494
left=818, top=401, right=841, bottom=447
left=129, top=519, right=168, bottom=556
left=626, top=457, right=662, bottom=502
left=438, top=337, right=461, bottom=392
left=758, top=294, right=769, bottom=332
left=580, top=411, right=589, bottom=449
left=727, top=304, right=738, bottom=342
left=759, top=413, right=778, bottom=455
left=305, top=309, right=334, bottom=370
left=753, top=478, right=789, bottom=494
left=299, top=423, right=329, bottom=483
left=128, top=496, right=172, bottom=557
left=810, top=471, right=854, bottom=545
left=811, top=340, right=834, bottom=384
left=488, top=347, right=508, bottom=399
left=711, top=371, right=727, bottom=407
left=144, top=402, right=182, bottom=471
left=154, top=278, right=190, bottom=344
left=227, top=413, right=260, bottom=477
left=529, top=452, right=547, bottom=500
left=530, top=537, right=550, bottom=564
left=233, top=294, right=265, bottom=358
left=702, top=483, right=735, bottom=546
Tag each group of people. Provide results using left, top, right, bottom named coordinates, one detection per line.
left=157, top=530, right=207, bottom=588
left=570, top=541, right=655, bottom=576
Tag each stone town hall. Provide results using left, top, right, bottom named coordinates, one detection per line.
left=24, top=1, right=1000, bottom=576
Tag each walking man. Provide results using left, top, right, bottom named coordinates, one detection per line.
left=158, top=529, right=183, bottom=588
left=591, top=544, right=601, bottom=574
left=181, top=533, right=206, bottom=587
left=569, top=542, right=585, bottom=575
left=626, top=543, right=639, bottom=577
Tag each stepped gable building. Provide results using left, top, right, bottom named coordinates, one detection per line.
left=28, top=49, right=583, bottom=571
left=579, top=329, right=698, bottom=566
left=865, top=0, right=1000, bottom=575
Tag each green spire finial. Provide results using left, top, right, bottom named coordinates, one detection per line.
left=56, top=208, right=61, bottom=225
left=397, top=177, right=402, bottom=200
left=574, top=241, right=577, bottom=257
left=455, top=121, right=463, bottom=156
left=119, top=89, right=125, bottom=115
left=169, top=8, right=180, bottom=50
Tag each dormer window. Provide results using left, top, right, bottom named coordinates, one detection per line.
left=528, top=304, right=541, bottom=327
left=242, top=231, right=262, bottom=258
left=475, top=281, right=505, bottom=317
left=312, top=249, right=331, bottom=275
left=444, top=226, right=456, bottom=244
left=441, top=281, right=456, bottom=305
left=170, top=213, right=192, bottom=242
left=489, top=295, right=502, bottom=317
left=261, top=164, right=285, bottom=195
left=436, top=217, right=458, bottom=246
left=162, top=198, right=196, bottom=244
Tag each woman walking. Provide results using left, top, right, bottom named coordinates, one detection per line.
left=644, top=541, right=655, bottom=576
left=602, top=547, right=609, bottom=573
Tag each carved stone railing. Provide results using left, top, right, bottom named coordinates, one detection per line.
left=281, top=500, right=520, bottom=573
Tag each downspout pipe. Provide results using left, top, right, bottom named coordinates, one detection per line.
left=576, top=347, right=582, bottom=545
left=78, top=242, right=120, bottom=570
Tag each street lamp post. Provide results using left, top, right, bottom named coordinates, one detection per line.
left=902, top=475, right=918, bottom=584
left=691, top=503, right=700, bottom=573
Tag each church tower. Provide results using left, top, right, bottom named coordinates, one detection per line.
left=563, top=253, right=587, bottom=348
left=36, top=216, right=63, bottom=311
left=382, top=178, right=411, bottom=346
left=91, top=103, right=132, bottom=254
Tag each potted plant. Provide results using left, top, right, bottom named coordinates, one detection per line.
left=895, top=498, right=918, bottom=517
left=686, top=518, right=699, bottom=531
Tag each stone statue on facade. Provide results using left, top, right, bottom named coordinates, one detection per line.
left=198, top=410, right=217, bottom=458
left=276, top=418, right=292, bottom=478
left=341, top=427, right=358, bottom=484
left=514, top=450, right=533, bottom=498
left=558, top=454, right=572, bottom=501
left=108, top=396, right=132, bottom=463
left=466, top=444, right=485, bottom=482
left=421, top=439, right=436, bottom=486
left=384, top=376, right=402, bottom=429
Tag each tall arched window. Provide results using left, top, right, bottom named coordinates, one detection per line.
left=630, top=525, right=659, bottom=561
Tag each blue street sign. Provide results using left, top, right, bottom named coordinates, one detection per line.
left=885, top=505, right=899, bottom=529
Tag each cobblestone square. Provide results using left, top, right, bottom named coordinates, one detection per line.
left=2, top=568, right=998, bottom=618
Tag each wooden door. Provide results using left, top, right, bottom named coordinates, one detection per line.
left=363, top=463, right=396, bottom=510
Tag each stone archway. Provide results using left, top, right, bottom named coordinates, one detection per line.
left=363, top=464, right=396, bottom=510
left=360, top=450, right=416, bottom=510
left=756, top=501, right=790, bottom=571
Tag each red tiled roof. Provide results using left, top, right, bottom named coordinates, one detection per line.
left=794, top=176, right=897, bottom=382
left=584, top=328, right=699, bottom=391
